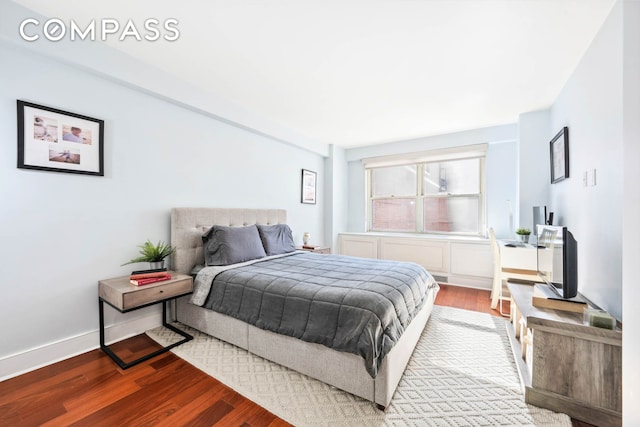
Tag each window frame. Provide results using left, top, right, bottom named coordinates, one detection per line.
left=365, top=149, right=486, bottom=236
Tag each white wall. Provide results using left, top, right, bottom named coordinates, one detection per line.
left=345, top=124, right=517, bottom=161
left=519, top=3, right=639, bottom=421
left=517, top=109, right=551, bottom=235
left=622, top=1, right=640, bottom=424
left=0, top=44, right=325, bottom=375
left=485, top=141, right=517, bottom=239
left=547, top=2, right=623, bottom=321
left=344, top=125, right=519, bottom=237
left=347, top=159, right=368, bottom=232
left=324, top=145, right=349, bottom=250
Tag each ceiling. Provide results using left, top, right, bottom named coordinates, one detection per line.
left=12, top=0, right=616, bottom=149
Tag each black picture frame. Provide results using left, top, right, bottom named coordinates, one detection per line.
left=301, top=169, right=317, bottom=204
left=550, top=127, right=569, bottom=184
left=17, top=100, right=104, bottom=176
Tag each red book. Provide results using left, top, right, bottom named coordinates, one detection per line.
left=130, top=271, right=172, bottom=280
left=129, top=274, right=172, bottom=286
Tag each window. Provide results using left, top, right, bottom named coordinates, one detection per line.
left=365, top=145, right=486, bottom=235
left=371, top=165, right=417, bottom=232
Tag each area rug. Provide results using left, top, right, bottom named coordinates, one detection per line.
left=146, top=306, right=572, bottom=426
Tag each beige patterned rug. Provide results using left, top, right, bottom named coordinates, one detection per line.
left=146, top=306, right=572, bottom=427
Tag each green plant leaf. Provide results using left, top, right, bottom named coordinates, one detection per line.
left=121, top=239, right=175, bottom=265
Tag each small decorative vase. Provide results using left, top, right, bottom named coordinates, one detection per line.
left=518, top=234, right=530, bottom=243
left=149, top=260, right=165, bottom=270
left=303, top=232, right=310, bottom=245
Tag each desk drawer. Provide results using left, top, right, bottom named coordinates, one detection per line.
left=123, top=279, right=192, bottom=310
left=501, top=245, right=537, bottom=270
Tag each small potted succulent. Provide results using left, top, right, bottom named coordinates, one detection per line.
left=515, top=227, right=532, bottom=243
left=122, top=239, right=175, bottom=269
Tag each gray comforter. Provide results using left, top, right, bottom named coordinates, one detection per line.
left=200, top=252, right=438, bottom=377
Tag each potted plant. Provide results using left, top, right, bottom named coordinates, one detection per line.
left=515, top=227, right=532, bottom=243
left=122, top=239, right=175, bottom=269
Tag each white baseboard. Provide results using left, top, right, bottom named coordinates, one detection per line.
left=0, top=311, right=162, bottom=382
left=445, top=275, right=493, bottom=290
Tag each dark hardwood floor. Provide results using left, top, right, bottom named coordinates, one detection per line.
left=0, top=284, right=594, bottom=426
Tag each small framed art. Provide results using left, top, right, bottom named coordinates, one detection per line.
left=550, top=126, right=569, bottom=184
left=301, top=169, right=317, bottom=204
left=17, top=100, right=104, bottom=176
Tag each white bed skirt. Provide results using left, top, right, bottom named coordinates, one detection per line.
left=176, top=288, right=436, bottom=408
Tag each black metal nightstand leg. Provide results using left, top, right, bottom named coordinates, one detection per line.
left=99, top=298, right=193, bottom=370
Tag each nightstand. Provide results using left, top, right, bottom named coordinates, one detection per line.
left=297, top=246, right=331, bottom=254
left=98, top=272, right=193, bottom=369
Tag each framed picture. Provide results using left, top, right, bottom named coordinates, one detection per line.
left=17, top=100, right=104, bottom=176
left=301, top=169, right=317, bottom=204
left=550, top=126, right=569, bottom=184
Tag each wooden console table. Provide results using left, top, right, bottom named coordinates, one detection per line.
left=507, top=282, right=622, bottom=427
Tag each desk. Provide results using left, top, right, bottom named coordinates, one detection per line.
left=498, top=240, right=537, bottom=273
left=491, top=240, right=539, bottom=314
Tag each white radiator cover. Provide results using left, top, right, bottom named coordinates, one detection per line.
left=338, top=233, right=492, bottom=290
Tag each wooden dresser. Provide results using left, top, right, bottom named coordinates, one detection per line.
left=507, top=282, right=622, bottom=427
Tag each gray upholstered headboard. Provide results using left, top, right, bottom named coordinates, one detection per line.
left=170, top=208, right=287, bottom=275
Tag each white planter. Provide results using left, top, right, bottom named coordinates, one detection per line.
left=149, top=260, right=165, bottom=270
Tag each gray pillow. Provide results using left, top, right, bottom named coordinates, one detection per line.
left=202, top=224, right=267, bottom=266
left=257, top=224, right=296, bottom=256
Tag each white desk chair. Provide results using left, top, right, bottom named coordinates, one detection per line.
left=488, top=228, right=539, bottom=317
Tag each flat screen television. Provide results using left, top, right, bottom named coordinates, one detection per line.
left=536, top=225, right=578, bottom=299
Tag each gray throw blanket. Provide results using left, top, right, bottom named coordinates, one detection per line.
left=201, top=252, right=438, bottom=377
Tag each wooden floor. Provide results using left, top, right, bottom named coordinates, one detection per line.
left=0, top=284, right=594, bottom=426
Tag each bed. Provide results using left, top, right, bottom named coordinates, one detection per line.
left=170, top=207, right=439, bottom=409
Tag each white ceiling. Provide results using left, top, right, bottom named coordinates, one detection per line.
left=13, top=0, right=616, bottom=148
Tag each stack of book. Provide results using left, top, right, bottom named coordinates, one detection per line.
left=129, top=268, right=172, bottom=286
